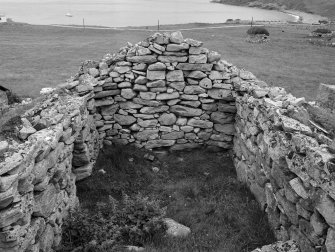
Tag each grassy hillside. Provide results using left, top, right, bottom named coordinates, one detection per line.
left=213, top=0, right=335, bottom=19
left=0, top=23, right=334, bottom=100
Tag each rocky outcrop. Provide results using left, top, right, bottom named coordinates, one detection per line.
left=0, top=31, right=334, bottom=251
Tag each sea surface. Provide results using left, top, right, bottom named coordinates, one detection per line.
left=0, top=0, right=318, bottom=27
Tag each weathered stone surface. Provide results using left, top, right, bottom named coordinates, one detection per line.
left=138, top=119, right=158, bottom=128
left=169, top=82, right=185, bottom=91
left=145, top=140, right=175, bottom=149
left=214, top=124, right=235, bottom=135
left=133, top=98, right=162, bottom=107
left=147, top=80, right=166, bottom=88
left=127, top=55, right=157, bottom=63
left=315, top=191, right=335, bottom=228
left=199, top=78, right=212, bottom=89
left=208, top=89, right=233, bottom=100
left=189, top=54, right=207, bottom=64
left=156, top=92, right=180, bottom=100
left=148, top=62, right=166, bottom=71
left=161, top=131, right=184, bottom=140
left=187, top=119, right=213, bottom=129
left=158, top=113, right=177, bottom=125
left=147, top=70, right=166, bottom=80
left=158, top=56, right=188, bottom=63
left=326, top=228, right=335, bottom=252
left=134, top=129, right=159, bottom=141
left=176, top=63, right=213, bottom=71
left=164, top=218, right=191, bottom=237
left=140, top=106, right=169, bottom=114
left=140, top=92, right=156, bottom=100
left=184, top=86, right=206, bottom=95
left=114, top=114, right=136, bottom=125
left=170, top=105, right=202, bottom=117
left=95, top=90, right=121, bottom=98
left=166, top=70, right=184, bottom=82
left=170, top=31, right=184, bottom=44
left=211, top=112, right=233, bottom=124
left=187, top=71, right=206, bottom=79
left=166, top=43, right=189, bottom=52
left=207, top=51, right=221, bottom=63
left=185, top=38, right=203, bottom=47
left=121, top=89, right=136, bottom=99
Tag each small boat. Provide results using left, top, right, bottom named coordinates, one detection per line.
left=65, top=13, right=73, bottom=17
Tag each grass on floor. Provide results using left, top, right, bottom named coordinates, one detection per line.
left=1, top=22, right=334, bottom=100
left=76, top=145, right=275, bottom=252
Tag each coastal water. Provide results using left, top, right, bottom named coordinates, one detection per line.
left=0, top=0, right=314, bottom=27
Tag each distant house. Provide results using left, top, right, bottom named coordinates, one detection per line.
left=0, top=14, right=7, bottom=23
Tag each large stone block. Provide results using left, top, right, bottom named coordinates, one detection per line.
left=114, top=114, right=136, bottom=125
left=170, top=105, right=202, bottom=117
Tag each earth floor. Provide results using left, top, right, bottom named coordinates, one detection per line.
left=76, top=145, right=276, bottom=252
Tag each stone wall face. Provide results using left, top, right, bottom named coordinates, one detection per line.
left=67, top=31, right=237, bottom=152
left=0, top=92, right=101, bottom=251
left=233, top=81, right=335, bottom=251
left=0, top=31, right=334, bottom=251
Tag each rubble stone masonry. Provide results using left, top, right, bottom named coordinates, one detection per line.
left=0, top=31, right=334, bottom=251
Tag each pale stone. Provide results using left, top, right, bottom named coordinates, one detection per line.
left=127, top=55, right=157, bottom=64
left=166, top=43, right=189, bottom=52
left=170, top=31, right=184, bottom=44
left=170, top=105, right=203, bottom=117
left=114, top=114, right=136, bottom=125
left=326, top=228, right=335, bottom=252
left=199, top=78, right=212, bottom=89
left=147, top=80, right=166, bottom=88
left=158, top=113, right=177, bottom=125
left=114, top=66, right=131, bottom=74
left=164, top=218, right=191, bottom=237
left=176, top=63, right=213, bottom=71
left=208, top=89, right=233, bottom=100
left=138, top=119, right=158, bottom=128
left=166, top=70, right=184, bottom=82
left=140, top=106, right=169, bottom=114
left=134, top=130, right=159, bottom=141
left=148, top=62, right=166, bottom=71
left=118, top=82, right=132, bottom=88
left=158, top=56, right=188, bottom=63
left=145, top=140, right=175, bottom=149
left=121, top=89, right=136, bottom=99
left=140, top=92, right=156, bottom=100
left=189, top=55, right=207, bottom=64
left=207, top=51, right=221, bottom=63
left=184, top=38, right=203, bottom=47
left=133, top=84, right=148, bottom=92
left=187, top=71, right=207, bottom=79
left=156, top=92, right=180, bottom=100
left=169, top=82, right=185, bottom=91
left=187, top=119, right=213, bottom=129
left=184, top=86, right=206, bottom=95
left=147, top=70, right=166, bottom=80
left=180, top=101, right=201, bottom=107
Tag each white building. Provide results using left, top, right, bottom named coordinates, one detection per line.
left=0, top=14, right=7, bottom=23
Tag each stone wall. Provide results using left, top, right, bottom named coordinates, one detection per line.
left=66, top=31, right=237, bottom=152
left=0, top=91, right=101, bottom=251
left=233, top=81, right=335, bottom=251
left=0, top=31, right=334, bottom=251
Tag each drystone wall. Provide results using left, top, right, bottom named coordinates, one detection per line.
left=68, top=31, right=237, bottom=152
left=233, top=82, right=335, bottom=251
left=0, top=31, right=334, bottom=251
left=0, top=92, right=101, bottom=251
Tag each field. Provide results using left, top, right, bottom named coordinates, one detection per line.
left=0, top=22, right=334, bottom=100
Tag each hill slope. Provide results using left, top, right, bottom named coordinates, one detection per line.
left=212, top=0, right=335, bottom=19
